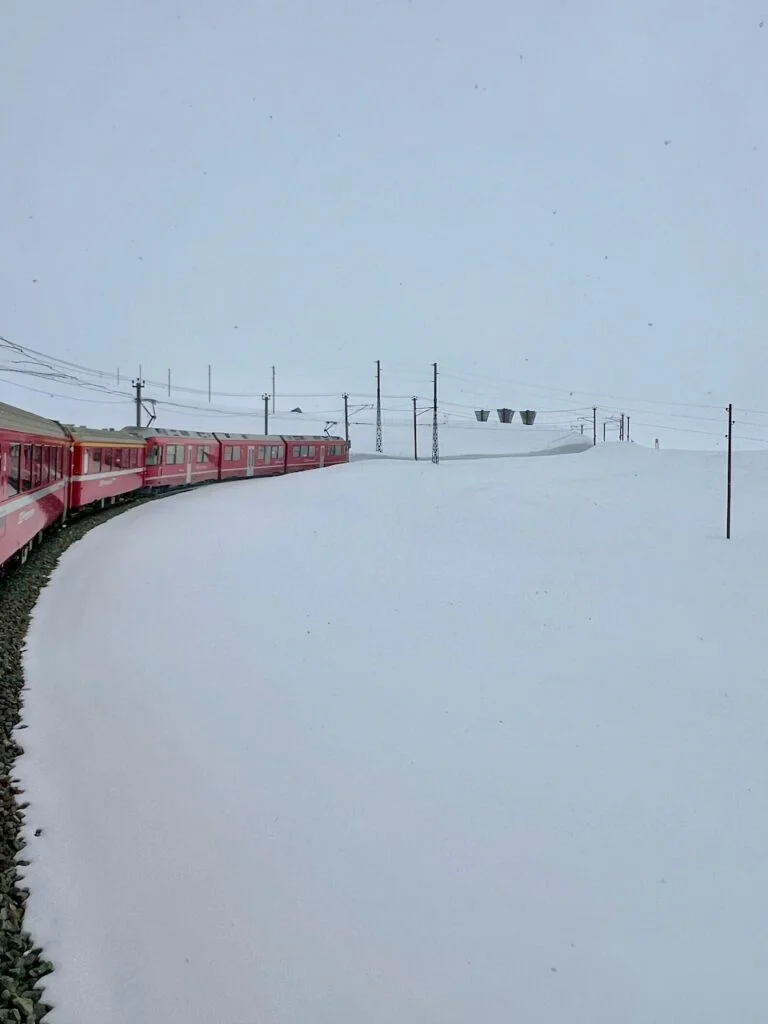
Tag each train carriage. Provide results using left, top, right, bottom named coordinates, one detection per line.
left=64, top=426, right=145, bottom=509
left=283, top=435, right=349, bottom=473
left=213, top=433, right=286, bottom=479
left=126, top=427, right=221, bottom=491
left=0, top=402, right=70, bottom=568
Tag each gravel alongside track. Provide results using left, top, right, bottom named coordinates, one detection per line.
left=0, top=499, right=153, bottom=1023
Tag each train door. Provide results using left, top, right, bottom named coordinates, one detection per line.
left=186, top=445, right=193, bottom=484
left=247, top=447, right=255, bottom=477
left=264, top=445, right=272, bottom=468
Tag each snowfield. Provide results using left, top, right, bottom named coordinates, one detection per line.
left=16, top=443, right=768, bottom=1023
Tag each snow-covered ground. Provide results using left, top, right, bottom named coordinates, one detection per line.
left=16, top=443, right=768, bottom=1023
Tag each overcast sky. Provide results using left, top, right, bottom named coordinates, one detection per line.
left=2, top=0, right=767, bottom=446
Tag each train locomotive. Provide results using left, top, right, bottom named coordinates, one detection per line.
left=0, top=400, right=349, bottom=571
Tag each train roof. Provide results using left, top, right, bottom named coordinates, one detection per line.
left=0, top=401, right=69, bottom=439
left=281, top=434, right=346, bottom=442
left=119, top=428, right=346, bottom=443
left=214, top=432, right=282, bottom=442
left=120, top=426, right=218, bottom=440
left=63, top=425, right=145, bottom=445
left=214, top=433, right=346, bottom=443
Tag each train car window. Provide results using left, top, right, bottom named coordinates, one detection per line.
left=146, top=445, right=160, bottom=466
left=292, top=446, right=300, bottom=457
left=8, top=445, right=20, bottom=496
left=104, top=448, right=113, bottom=471
left=231, top=446, right=241, bottom=460
left=308, top=446, right=315, bottom=457
left=166, top=445, right=177, bottom=465
left=223, top=446, right=231, bottom=462
left=257, top=446, right=265, bottom=459
left=31, top=446, right=42, bottom=487
left=42, top=447, right=51, bottom=483
left=114, top=449, right=123, bottom=469
left=196, top=446, right=204, bottom=463
left=20, top=446, right=31, bottom=491
left=91, top=448, right=101, bottom=472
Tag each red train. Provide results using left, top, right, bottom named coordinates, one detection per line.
left=0, top=400, right=349, bottom=571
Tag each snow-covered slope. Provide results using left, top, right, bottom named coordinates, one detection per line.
left=16, top=444, right=768, bottom=1023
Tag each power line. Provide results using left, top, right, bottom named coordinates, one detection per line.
left=0, top=375, right=132, bottom=404
left=6, top=333, right=768, bottom=441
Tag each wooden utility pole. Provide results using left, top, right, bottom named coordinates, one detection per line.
left=343, top=393, right=349, bottom=444
left=726, top=402, right=733, bottom=539
left=412, top=396, right=418, bottom=460
left=263, top=393, right=269, bottom=434
left=592, top=407, right=597, bottom=446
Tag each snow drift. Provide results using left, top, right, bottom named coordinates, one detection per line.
left=16, top=443, right=768, bottom=1023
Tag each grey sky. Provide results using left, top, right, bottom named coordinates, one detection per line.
left=2, top=1, right=767, bottom=446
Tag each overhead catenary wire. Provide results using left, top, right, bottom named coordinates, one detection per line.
left=0, top=376, right=133, bottom=405
left=4, top=333, right=768, bottom=447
